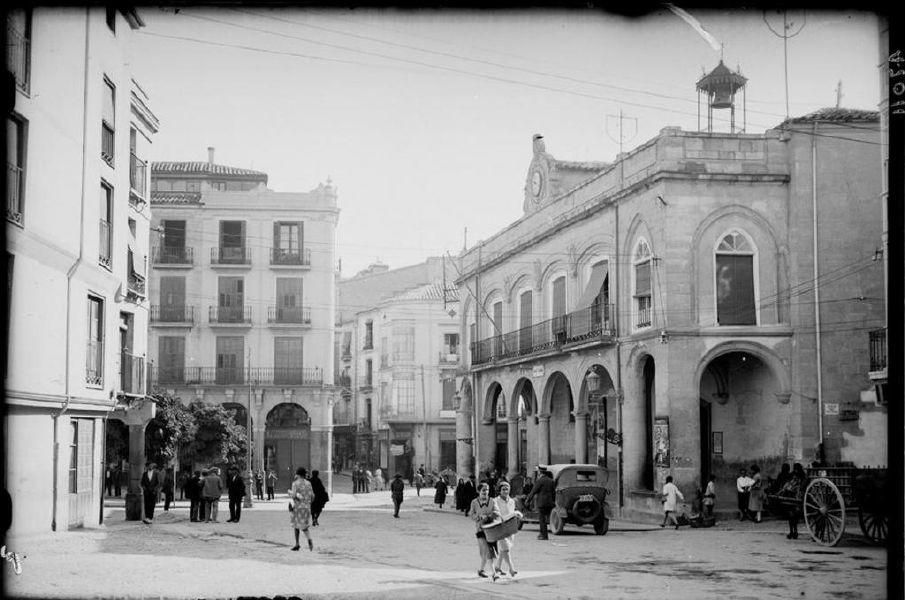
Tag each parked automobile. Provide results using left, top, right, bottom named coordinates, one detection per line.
left=516, top=464, right=612, bottom=535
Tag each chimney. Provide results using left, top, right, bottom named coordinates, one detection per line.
left=207, top=146, right=215, bottom=165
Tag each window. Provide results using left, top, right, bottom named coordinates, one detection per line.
left=218, top=221, right=246, bottom=263
left=212, top=181, right=227, bottom=191
left=380, top=336, right=389, bottom=368
left=99, top=183, right=112, bottom=268
left=393, top=325, right=414, bottom=361
left=574, top=261, right=609, bottom=334
left=7, top=114, right=27, bottom=225
left=159, top=276, right=186, bottom=321
left=7, top=10, right=31, bottom=93
left=101, top=78, right=115, bottom=166
left=492, top=301, right=503, bottom=357
left=68, top=421, right=78, bottom=493
left=129, top=128, right=147, bottom=199
left=551, top=275, right=567, bottom=335
left=364, top=320, right=373, bottom=350
left=273, top=221, right=304, bottom=264
left=158, top=336, right=185, bottom=383
left=395, top=372, right=415, bottom=416
left=159, top=220, right=188, bottom=263
left=442, top=378, right=457, bottom=411
left=715, top=230, right=757, bottom=325
left=443, top=333, right=459, bottom=356
left=215, top=336, right=244, bottom=384
left=274, top=337, right=303, bottom=384
left=217, top=277, right=245, bottom=322
left=633, top=240, right=652, bottom=328
left=341, top=332, right=352, bottom=357
left=274, top=278, right=303, bottom=322
left=86, top=295, right=104, bottom=385
left=518, top=290, right=532, bottom=353
left=365, top=359, right=373, bottom=386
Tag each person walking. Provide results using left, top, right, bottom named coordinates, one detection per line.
left=525, top=469, right=555, bottom=540
left=703, top=474, right=717, bottom=519
left=254, top=471, right=265, bottom=501
left=414, top=471, right=424, bottom=496
left=660, top=475, right=685, bottom=529
left=469, top=483, right=500, bottom=578
left=374, top=467, right=384, bottom=491
left=736, top=467, right=753, bottom=521
left=105, top=466, right=113, bottom=496
left=226, top=466, right=246, bottom=523
left=309, top=470, right=329, bottom=527
left=266, top=469, right=278, bottom=501
left=390, top=473, right=405, bottom=518
left=186, top=470, right=202, bottom=522
left=140, top=462, right=161, bottom=524
left=491, top=481, right=521, bottom=580
left=748, top=465, right=766, bottom=523
left=455, top=478, right=468, bottom=514
left=163, top=467, right=176, bottom=512
left=203, top=468, right=223, bottom=522
left=113, top=465, right=123, bottom=497
left=352, top=465, right=360, bottom=494
left=289, top=467, right=315, bottom=551
left=782, top=463, right=809, bottom=539
left=434, top=476, right=449, bottom=509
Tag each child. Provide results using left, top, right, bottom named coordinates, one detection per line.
left=660, top=475, right=685, bottom=530
left=703, top=474, right=716, bottom=519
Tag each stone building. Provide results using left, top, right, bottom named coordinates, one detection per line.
left=146, top=150, right=339, bottom=493
left=5, top=7, right=158, bottom=533
left=455, top=95, right=884, bottom=519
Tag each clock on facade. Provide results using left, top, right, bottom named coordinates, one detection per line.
left=531, top=169, right=543, bottom=198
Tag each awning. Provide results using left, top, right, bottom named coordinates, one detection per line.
left=575, top=261, right=609, bottom=308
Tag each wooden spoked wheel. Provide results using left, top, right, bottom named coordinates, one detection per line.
left=803, top=478, right=846, bottom=546
left=858, top=507, right=888, bottom=544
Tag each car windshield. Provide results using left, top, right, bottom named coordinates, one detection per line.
left=557, top=468, right=607, bottom=487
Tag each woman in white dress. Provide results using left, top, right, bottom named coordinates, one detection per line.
left=492, top=481, right=522, bottom=579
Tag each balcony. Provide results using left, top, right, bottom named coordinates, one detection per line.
left=438, top=351, right=459, bottom=365
left=470, top=304, right=615, bottom=367
left=208, top=305, right=252, bottom=325
left=636, top=305, right=652, bottom=329
left=211, top=246, right=251, bottom=266
left=333, top=403, right=353, bottom=425
left=150, top=305, right=195, bottom=326
left=120, top=352, right=146, bottom=396
left=334, top=373, right=352, bottom=388
left=152, top=246, right=194, bottom=267
left=99, top=220, right=111, bottom=269
left=6, top=21, right=30, bottom=94
left=101, top=121, right=114, bottom=167
left=129, top=153, right=147, bottom=207
left=7, top=163, right=23, bottom=225
left=869, top=328, right=887, bottom=380
left=363, top=338, right=373, bottom=351
left=341, top=346, right=352, bottom=361
left=358, top=375, right=373, bottom=391
left=270, top=247, right=311, bottom=268
left=86, top=340, right=103, bottom=386
left=150, top=366, right=323, bottom=387
left=267, top=305, right=311, bottom=325
left=127, top=270, right=146, bottom=299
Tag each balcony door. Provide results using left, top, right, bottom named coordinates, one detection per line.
left=160, top=276, right=186, bottom=322
left=161, top=220, right=186, bottom=263
left=216, top=336, right=244, bottom=385
left=274, top=337, right=303, bottom=384
left=273, top=221, right=303, bottom=263
left=518, top=291, right=532, bottom=355
left=218, top=276, right=244, bottom=322
left=276, top=277, right=303, bottom=322
left=158, top=336, right=185, bottom=384
left=219, top=220, right=246, bottom=263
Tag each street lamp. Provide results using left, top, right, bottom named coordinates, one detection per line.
left=586, top=369, right=601, bottom=466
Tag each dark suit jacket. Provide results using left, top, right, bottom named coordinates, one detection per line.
left=227, top=474, right=246, bottom=499
left=390, top=477, right=405, bottom=501
left=526, top=475, right=555, bottom=510
left=140, top=471, right=160, bottom=495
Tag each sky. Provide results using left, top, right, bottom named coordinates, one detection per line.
left=129, top=6, right=883, bottom=278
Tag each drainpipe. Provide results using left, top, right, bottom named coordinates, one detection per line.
left=811, top=122, right=825, bottom=462
left=614, top=198, right=624, bottom=509
left=53, top=9, right=92, bottom=531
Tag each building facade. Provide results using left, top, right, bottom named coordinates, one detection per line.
left=456, top=108, right=884, bottom=520
left=147, top=151, right=339, bottom=493
left=5, top=7, right=158, bottom=533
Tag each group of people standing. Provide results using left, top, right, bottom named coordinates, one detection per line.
left=351, top=464, right=385, bottom=494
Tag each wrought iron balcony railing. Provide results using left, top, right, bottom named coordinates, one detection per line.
left=129, top=152, right=147, bottom=202
left=127, top=270, right=146, bottom=296
left=86, top=340, right=104, bottom=386
left=152, top=246, right=194, bottom=265
left=6, top=163, right=23, bottom=225
left=98, top=220, right=112, bottom=268
left=150, top=305, right=195, bottom=324
left=869, top=328, right=887, bottom=374
left=6, top=21, right=30, bottom=93
left=101, top=122, right=115, bottom=166
left=636, top=305, right=652, bottom=329
left=270, top=247, right=311, bottom=266
left=209, top=305, right=252, bottom=324
left=151, top=366, right=323, bottom=387
left=439, top=351, right=459, bottom=364
left=120, top=352, right=145, bottom=395
left=211, top=246, right=251, bottom=265
left=358, top=374, right=373, bottom=389
left=267, top=305, right=311, bottom=324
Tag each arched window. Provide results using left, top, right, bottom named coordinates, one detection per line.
left=633, top=239, right=652, bottom=329
left=715, top=230, right=757, bottom=325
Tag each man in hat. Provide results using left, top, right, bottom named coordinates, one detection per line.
left=390, top=473, right=405, bottom=518
left=140, top=462, right=160, bottom=524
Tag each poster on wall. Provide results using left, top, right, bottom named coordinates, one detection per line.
left=712, top=432, right=723, bottom=455
left=654, top=417, right=670, bottom=467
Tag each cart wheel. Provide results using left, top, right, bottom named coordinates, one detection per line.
left=858, top=507, right=888, bottom=544
left=803, top=478, right=846, bottom=546
left=550, top=511, right=565, bottom=535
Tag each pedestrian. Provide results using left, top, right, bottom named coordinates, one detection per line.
left=226, top=466, right=246, bottom=523
left=177, top=470, right=188, bottom=501
left=163, top=467, right=175, bottom=512
left=748, top=464, right=766, bottom=523
left=374, top=467, right=384, bottom=491
left=525, top=468, right=555, bottom=540
left=352, top=465, right=360, bottom=494
left=363, top=467, right=372, bottom=493
left=487, top=470, right=499, bottom=498
left=254, top=471, right=264, bottom=501
left=266, top=469, right=277, bottom=501
left=309, top=470, right=329, bottom=527
left=203, top=467, right=223, bottom=522
left=736, top=467, right=753, bottom=521
left=469, top=483, right=500, bottom=578
left=140, top=462, right=160, bottom=524
left=289, top=467, right=315, bottom=551
left=390, top=473, right=405, bottom=518
left=703, top=474, right=717, bottom=519
left=186, top=470, right=202, bottom=522
left=414, top=471, right=424, bottom=496
left=660, top=475, right=685, bottom=529
left=155, top=464, right=166, bottom=503
left=455, top=478, right=468, bottom=514
left=105, top=466, right=113, bottom=496
left=769, top=463, right=791, bottom=495
left=492, top=481, right=521, bottom=580
left=781, top=463, right=809, bottom=540
left=113, top=464, right=123, bottom=497
left=434, top=476, right=449, bottom=509
left=464, top=475, right=478, bottom=516
left=418, top=464, right=426, bottom=477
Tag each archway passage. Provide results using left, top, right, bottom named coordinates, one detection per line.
left=513, top=378, right=538, bottom=478
left=545, top=372, right=575, bottom=464
left=264, top=403, right=311, bottom=491
left=105, top=419, right=129, bottom=497
left=581, top=366, right=616, bottom=471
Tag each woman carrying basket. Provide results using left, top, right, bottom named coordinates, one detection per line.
left=492, top=481, right=522, bottom=580
left=469, top=483, right=499, bottom=579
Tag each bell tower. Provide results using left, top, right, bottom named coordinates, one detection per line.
left=696, top=60, right=747, bottom=133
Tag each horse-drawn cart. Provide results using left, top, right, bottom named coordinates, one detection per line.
left=767, top=466, right=888, bottom=547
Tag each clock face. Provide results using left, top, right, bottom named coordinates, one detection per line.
left=531, top=170, right=543, bottom=197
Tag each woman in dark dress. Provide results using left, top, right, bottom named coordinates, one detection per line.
left=434, top=477, right=449, bottom=509
left=309, top=470, right=329, bottom=527
left=455, top=478, right=468, bottom=513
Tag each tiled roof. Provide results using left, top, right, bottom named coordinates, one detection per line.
left=781, top=107, right=879, bottom=126
left=152, top=161, right=268, bottom=179
left=150, top=191, right=202, bottom=204
left=391, top=282, right=460, bottom=303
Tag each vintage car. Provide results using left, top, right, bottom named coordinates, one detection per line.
left=516, top=464, right=612, bottom=535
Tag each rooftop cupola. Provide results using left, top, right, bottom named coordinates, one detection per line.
left=696, top=60, right=747, bottom=133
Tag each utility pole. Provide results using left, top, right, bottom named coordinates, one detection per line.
left=244, top=347, right=253, bottom=508
left=421, top=364, right=428, bottom=470
left=763, top=9, right=807, bottom=122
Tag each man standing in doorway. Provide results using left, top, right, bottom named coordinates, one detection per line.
left=140, top=462, right=160, bottom=524
left=525, top=469, right=555, bottom=540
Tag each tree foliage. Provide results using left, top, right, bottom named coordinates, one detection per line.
left=145, top=392, right=197, bottom=466
left=182, top=400, right=248, bottom=468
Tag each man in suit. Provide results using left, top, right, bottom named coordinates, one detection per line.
left=525, top=469, right=555, bottom=540
left=140, top=462, right=160, bottom=524
left=226, top=466, right=246, bottom=523
left=390, top=473, right=405, bottom=518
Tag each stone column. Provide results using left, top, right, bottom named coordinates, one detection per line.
left=456, top=398, right=473, bottom=477
left=507, top=416, right=519, bottom=478
left=538, top=414, right=551, bottom=465
left=574, top=411, right=589, bottom=464
left=115, top=400, right=156, bottom=521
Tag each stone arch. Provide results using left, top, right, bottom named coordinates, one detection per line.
left=510, top=377, right=538, bottom=416
left=623, top=213, right=655, bottom=258
left=482, top=381, right=506, bottom=425
left=505, top=272, right=533, bottom=304
left=572, top=358, right=617, bottom=414
left=264, top=402, right=311, bottom=491
left=541, top=370, right=577, bottom=464
left=694, top=340, right=791, bottom=398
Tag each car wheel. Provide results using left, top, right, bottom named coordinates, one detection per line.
left=594, top=518, right=610, bottom=535
left=571, top=497, right=602, bottom=524
left=550, top=510, right=565, bottom=535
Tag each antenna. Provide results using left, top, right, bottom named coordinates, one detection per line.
left=605, top=109, right=638, bottom=186
left=763, top=9, right=807, bottom=122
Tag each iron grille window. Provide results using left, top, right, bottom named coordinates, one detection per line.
left=99, top=183, right=113, bottom=268
left=86, top=295, right=104, bottom=385
left=7, top=114, right=26, bottom=225
left=633, top=240, right=652, bottom=328
left=101, top=78, right=115, bottom=166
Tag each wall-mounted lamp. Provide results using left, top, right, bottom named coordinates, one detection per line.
left=659, top=330, right=669, bottom=344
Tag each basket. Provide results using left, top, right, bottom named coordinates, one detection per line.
left=482, top=514, right=520, bottom=542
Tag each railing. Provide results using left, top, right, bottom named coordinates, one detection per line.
left=358, top=375, right=373, bottom=389
left=270, top=247, right=311, bottom=266
left=151, top=366, right=323, bottom=387
left=267, top=306, right=311, bottom=324
left=209, top=305, right=252, bottom=324
left=120, top=352, right=145, bottom=395
left=363, top=337, right=373, bottom=350
left=127, top=270, right=146, bottom=296
left=129, top=152, right=147, bottom=200
left=636, top=305, right=652, bottom=328
left=86, top=340, right=104, bottom=386
left=211, top=246, right=251, bottom=265
left=438, top=352, right=459, bottom=364
left=101, top=122, right=115, bottom=166
left=6, top=21, right=30, bottom=93
left=471, top=304, right=615, bottom=366
left=150, top=305, right=195, bottom=323
left=334, top=374, right=352, bottom=388
left=869, top=328, right=887, bottom=373
left=341, top=347, right=352, bottom=360
left=98, top=220, right=111, bottom=268
left=152, top=246, right=194, bottom=265
left=7, top=163, right=23, bottom=225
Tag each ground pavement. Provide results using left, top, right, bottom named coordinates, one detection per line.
left=3, top=482, right=888, bottom=600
